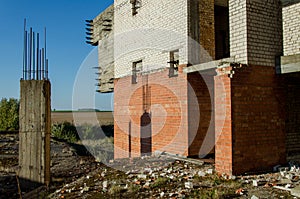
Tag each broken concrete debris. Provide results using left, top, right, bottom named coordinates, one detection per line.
left=1, top=133, right=300, bottom=198
left=251, top=195, right=259, bottom=199
left=291, top=186, right=300, bottom=198
left=47, top=154, right=300, bottom=198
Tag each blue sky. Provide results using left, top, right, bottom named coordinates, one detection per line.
left=0, top=0, right=114, bottom=111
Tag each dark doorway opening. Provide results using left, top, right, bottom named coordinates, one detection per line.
left=215, top=5, right=230, bottom=60
left=140, top=111, right=152, bottom=155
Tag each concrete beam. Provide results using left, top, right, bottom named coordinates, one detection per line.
left=184, top=57, right=235, bottom=74
left=276, top=54, right=300, bottom=74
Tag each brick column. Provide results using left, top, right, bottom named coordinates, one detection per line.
left=214, top=66, right=233, bottom=175
left=214, top=65, right=286, bottom=175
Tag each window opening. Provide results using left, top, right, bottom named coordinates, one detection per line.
left=168, top=50, right=179, bottom=77
left=132, top=60, right=142, bottom=84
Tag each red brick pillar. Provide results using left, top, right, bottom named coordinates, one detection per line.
left=214, top=66, right=233, bottom=175
left=214, top=65, right=286, bottom=175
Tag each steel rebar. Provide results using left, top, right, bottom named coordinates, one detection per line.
left=32, top=32, right=35, bottom=79
left=22, top=21, right=49, bottom=81
left=23, top=19, right=26, bottom=80
left=42, top=48, right=45, bottom=79
left=36, top=33, right=40, bottom=80
left=25, top=31, right=28, bottom=80
left=46, top=59, right=48, bottom=80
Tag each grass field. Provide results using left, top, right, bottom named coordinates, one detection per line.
left=51, top=111, right=114, bottom=125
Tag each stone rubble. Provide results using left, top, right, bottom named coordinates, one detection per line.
left=1, top=134, right=300, bottom=198
left=48, top=155, right=299, bottom=198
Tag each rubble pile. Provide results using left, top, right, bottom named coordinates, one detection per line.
left=0, top=134, right=299, bottom=198
left=237, top=163, right=300, bottom=198
left=48, top=155, right=296, bottom=199
left=0, top=133, right=18, bottom=156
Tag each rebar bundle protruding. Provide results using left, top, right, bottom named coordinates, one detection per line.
left=22, top=19, right=49, bottom=80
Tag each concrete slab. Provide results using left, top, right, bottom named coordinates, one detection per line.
left=277, top=54, right=300, bottom=74
left=291, top=185, right=300, bottom=197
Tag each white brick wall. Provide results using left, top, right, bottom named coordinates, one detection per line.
left=229, top=0, right=248, bottom=64
left=229, top=0, right=282, bottom=66
left=283, top=2, right=300, bottom=56
left=246, top=0, right=282, bottom=66
left=92, top=5, right=114, bottom=92
left=114, top=0, right=189, bottom=78
left=113, top=0, right=285, bottom=77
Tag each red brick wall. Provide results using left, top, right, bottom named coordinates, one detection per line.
left=231, top=66, right=286, bottom=174
left=114, top=67, right=190, bottom=159
left=215, top=65, right=286, bottom=175
left=284, top=72, right=300, bottom=162
left=199, top=0, right=215, bottom=61
left=115, top=64, right=288, bottom=175
left=188, top=71, right=215, bottom=157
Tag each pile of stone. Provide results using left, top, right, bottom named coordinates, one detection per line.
left=0, top=133, right=18, bottom=156
left=49, top=155, right=214, bottom=198
left=48, top=155, right=295, bottom=198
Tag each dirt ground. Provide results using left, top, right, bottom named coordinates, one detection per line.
left=0, top=132, right=298, bottom=199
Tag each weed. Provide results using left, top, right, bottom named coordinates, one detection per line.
left=51, top=122, right=79, bottom=143
left=150, top=177, right=168, bottom=189
left=109, top=184, right=123, bottom=195
left=82, top=137, right=114, bottom=162
left=128, top=184, right=140, bottom=193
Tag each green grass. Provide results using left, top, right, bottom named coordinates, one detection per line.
left=51, top=122, right=79, bottom=143
left=150, top=177, right=169, bottom=189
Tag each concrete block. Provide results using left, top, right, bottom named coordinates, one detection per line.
left=291, top=185, right=300, bottom=198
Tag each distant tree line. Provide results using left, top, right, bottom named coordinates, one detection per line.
left=0, top=98, right=19, bottom=131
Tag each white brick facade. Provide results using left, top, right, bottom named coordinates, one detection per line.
left=114, top=0, right=189, bottom=78
left=229, top=0, right=282, bottom=66
left=246, top=0, right=283, bottom=66
left=229, top=0, right=248, bottom=64
left=108, top=0, right=294, bottom=79
left=283, top=2, right=300, bottom=56
left=92, top=5, right=114, bottom=92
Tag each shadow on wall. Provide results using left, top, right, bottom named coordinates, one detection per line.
left=140, top=111, right=152, bottom=156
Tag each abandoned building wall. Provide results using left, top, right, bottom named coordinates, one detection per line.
left=285, top=73, right=300, bottom=162
left=231, top=66, right=286, bottom=174
left=246, top=0, right=283, bottom=66
left=282, top=2, right=300, bottom=56
left=114, top=0, right=189, bottom=78
left=92, top=5, right=114, bottom=93
left=215, top=65, right=286, bottom=175
left=92, top=5, right=114, bottom=43
left=114, top=67, right=190, bottom=158
left=229, top=0, right=248, bottom=64
left=108, top=0, right=299, bottom=175
left=187, top=72, right=215, bottom=157
left=229, top=0, right=282, bottom=66
left=198, top=0, right=215, bottom=63
left=187, top=0, right=201, bottom=65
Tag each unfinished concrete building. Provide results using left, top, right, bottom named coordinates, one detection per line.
left=87, top=0, right=300, bottom=175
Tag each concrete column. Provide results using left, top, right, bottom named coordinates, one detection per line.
left=19, top=80, right=51, bottom=185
